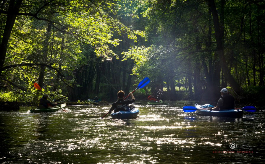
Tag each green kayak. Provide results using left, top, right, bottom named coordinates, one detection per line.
left=147, top=100, right=167, bottom=105
left=30, top=107, right=61, bottom=113
left=30, top=103, right=66, bottom=113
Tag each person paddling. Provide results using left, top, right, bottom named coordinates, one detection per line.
left=39, top=94, right=55, bottom=109
left=108, top=90, right=135, bottom=114
left=212, top=88, right=235, bottom=110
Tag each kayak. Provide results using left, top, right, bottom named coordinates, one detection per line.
left=30, top=107, right=61, bottom=113
left=196, top=109, right=243, bottom=118
left=147, top=100, right=167, bottom=105
left=30, top=104, right=66, bottom=113
left=183, top=104, right=256, bottom=118
left=195, top=104, right=243, bottom=118
left=111, top=106, right=139, bottom=119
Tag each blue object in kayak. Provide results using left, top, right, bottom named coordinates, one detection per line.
left=242, top=106, right=256, bottom=112
left=196, top=109, right=243, bottom=118
left=111, top=106, right=139, bottom=119
left=194, top=104, right=243, bottom=117
left=183, top=106, right=197, bottom=112
left=201, top=104, right=214, bottom=108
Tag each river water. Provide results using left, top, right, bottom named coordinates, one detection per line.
left=0, top=104, right=264, bottom=163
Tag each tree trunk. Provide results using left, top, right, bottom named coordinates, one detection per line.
left=53, top=36, right=64, bottom=91
left=0, top=0, right=22, bottom=75
left=257, top=6, right=264, bottom=86
left=207, top=0, right=241, bottom=93
left=95, top=62, right=101, bottom=95
left=169, top=76, right=176, bottom=100
left=122, top=61, right=127, bottom=93
left=188, top=74, right=193, bottom=99
left=126, top=72, right=132, bottom=95
left=38, top=23, right=52, bottom=88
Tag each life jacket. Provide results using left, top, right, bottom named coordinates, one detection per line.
left=112, top=98, right=135, bottom=112
left=220, top=94, right=235, bottom=110
left=113, top=99, right=127, bottom=112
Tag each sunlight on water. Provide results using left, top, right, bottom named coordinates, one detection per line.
left=0, top=105, right=264, bottom=163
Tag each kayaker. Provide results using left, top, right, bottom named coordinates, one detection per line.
left=213, top=88, right=235, bottom=110
left=108, top=90, right=135, bottom=113
left=157, top=89, right=163, bottom=101
left=39, top=94, right=55, bottom=109
left=94, top=96, right=99, bottom=102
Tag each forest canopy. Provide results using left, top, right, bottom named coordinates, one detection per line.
left=0, top=0, right=264, bottom=106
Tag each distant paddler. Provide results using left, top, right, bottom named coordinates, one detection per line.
left=38, top=94, right=56, bottom=109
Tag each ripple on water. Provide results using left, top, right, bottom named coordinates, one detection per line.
left=0, top=105, right=264, bottom=163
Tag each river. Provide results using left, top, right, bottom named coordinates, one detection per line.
left=0, top=103, right=264, bottom=163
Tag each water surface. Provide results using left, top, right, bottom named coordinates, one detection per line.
left=0, top=104, right=264, bottom=163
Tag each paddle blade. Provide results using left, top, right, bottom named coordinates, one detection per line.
left=242, top=106, right=256, bottom=112
left=137, top=77, right=150, bottom=89
left=60, top=103, right=66, bottom=108
left=124, top=77, right=150, bottom=100
left=34, top=83, right=42, bottom=91
left=183, top=106, right=197, bottom=112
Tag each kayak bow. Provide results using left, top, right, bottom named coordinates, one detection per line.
left=30, top=107, right=61, bottom=113
left=111, top=106, right=139, bottom=119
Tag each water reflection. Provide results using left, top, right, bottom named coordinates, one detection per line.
left=0, top=105, right=264, bottom=163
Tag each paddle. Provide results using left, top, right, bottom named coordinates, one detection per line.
left=123, top=77, right=150, bottom=100
left=183, top=106, right=198, bottom=112
left=242, top=106, right=256, bottom=112
left=34, top=82, right=42, bottom=91
left=101, top=77, right=150, bottom=118
left=183, top=105, right=257, bottom=112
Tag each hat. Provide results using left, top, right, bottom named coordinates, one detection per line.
left=220, top=88, right=228, bottom=93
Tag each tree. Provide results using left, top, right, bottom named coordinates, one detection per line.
left=0, top=0, right=22, bottom=76
left=207, top=0, right=241, bottom=93
left=0, top=0, right=144, bottom=102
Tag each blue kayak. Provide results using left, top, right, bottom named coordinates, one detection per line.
left=111, top=106, right=139, bottom=119
left=195, top=104, right=243, bottom=118
left=196, top=109, right=243, bottom=118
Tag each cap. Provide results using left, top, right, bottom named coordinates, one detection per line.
left=220, top=88, right=228, bottom=93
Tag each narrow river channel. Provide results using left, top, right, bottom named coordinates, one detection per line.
left=0, top=104, right=264, bottom=163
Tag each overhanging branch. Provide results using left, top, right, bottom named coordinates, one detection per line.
left=1, top=63, right=74, bottom=89
left=2, top=63, right=65, bottom=77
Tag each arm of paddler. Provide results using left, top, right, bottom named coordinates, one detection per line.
left=212, top=98, right=223, bottom=110
left=129, top=92, right=135, bottom=100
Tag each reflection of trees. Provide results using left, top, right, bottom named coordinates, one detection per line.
left=0, top=114, right=13, bottom=161
left=0, top=105, right=264, bottom=163
left=0, top=111, right=39, bottom=161
left=33, top=113, right=50, bottom=140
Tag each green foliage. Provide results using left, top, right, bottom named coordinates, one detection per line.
left=241, top=86, right=265, bottom=107
left=139, top=88, right=146, bottom=94
left=0, top=0, right=146, bottom=103
left=122, top=0, right=265, bottom=101
left=0, top=92, right=17, bottom=102
left=0, top=0, right=264, bottom=104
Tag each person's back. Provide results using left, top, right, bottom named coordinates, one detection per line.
left=220, top=94, right=235, bottom=110
left=112, top=99, right=129, bottom=112
left=214, top=88, right=235, bottom=110
left=39, top=94, right=53, bottom=109
left=109, top=90, right=135, bottom=113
